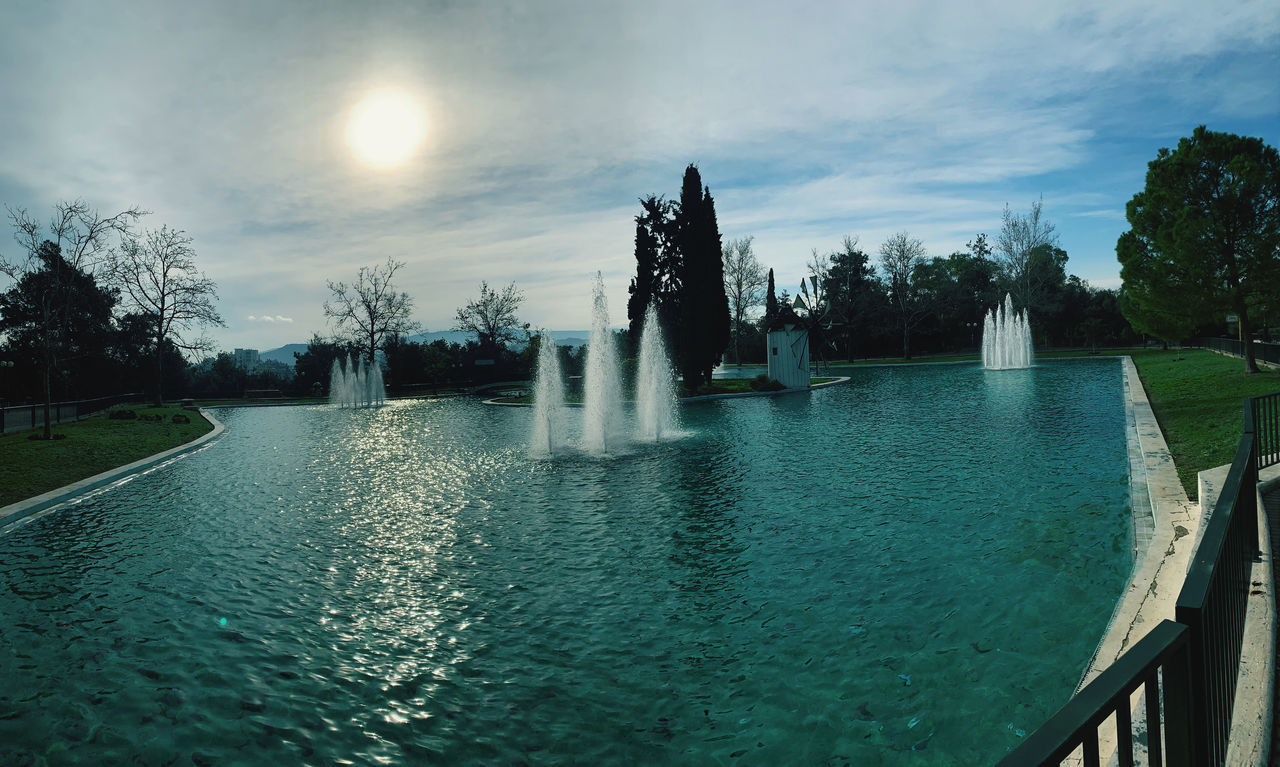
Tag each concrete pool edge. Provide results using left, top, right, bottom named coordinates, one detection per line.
left=1059, top=357, right=1198, bottom=764
left=1068, top=359, right=1279, bottom=766
left=1076, top=356, right=1197, bottom=696
left=0, top=409, right=226, bottom=531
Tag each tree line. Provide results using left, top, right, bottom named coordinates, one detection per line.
left=0, top=201, right=223, bottom=437
left=4, top=126, right=1271, bottom=416
left=715, top=205, right=1136, bottom=366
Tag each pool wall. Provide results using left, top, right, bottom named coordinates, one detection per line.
left=0, top=409, right=225, bottom=530
left=1077, top=359, right=1198, bottom=691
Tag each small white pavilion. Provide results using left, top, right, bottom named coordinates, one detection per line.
left=766, top=304, right=810, bottom=389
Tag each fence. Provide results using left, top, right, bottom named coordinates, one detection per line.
left=998, top=392, right=1272, bottom=766
left=1189, top=337, right=1280, bottom=367
left=1255, top=393, right=1280, bottom=471
left=0, top=393, right=144, bottom=435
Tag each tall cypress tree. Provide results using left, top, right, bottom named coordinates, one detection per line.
left=674, top=164, right=729, bottom=390
left=627, top=207, right=658, bottom=352
left=701, top=186, right=730, bottom=383
left=765, top=268, right=778, bottom=325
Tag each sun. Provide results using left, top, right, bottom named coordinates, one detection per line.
left=346, top=88, right=428, bottom=169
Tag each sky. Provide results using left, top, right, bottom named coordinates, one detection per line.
left=0, top=0, right=1276, bottom=353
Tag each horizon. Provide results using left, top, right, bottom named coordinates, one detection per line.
left=1, top=1, right=1276, bottom=352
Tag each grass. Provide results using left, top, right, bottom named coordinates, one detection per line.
left=0, top=406, right=213, bottom=508
left=1126, top=349, right=1280, bottom=497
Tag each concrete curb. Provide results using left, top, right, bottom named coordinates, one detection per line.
left=1066, top=357, right=1200, bottom=766
left=1078, top=358, right=1198, bottom=689
left=1068, top=358, right=1278, bottom=766
left=0, top=409, right=226, bottom=531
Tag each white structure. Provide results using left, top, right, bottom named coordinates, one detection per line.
left=767, top=314, right=810, bottom=389
left=233, top=348, right=260, bottom=370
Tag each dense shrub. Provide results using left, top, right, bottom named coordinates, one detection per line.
left=749, top=374, right=785, bottom=392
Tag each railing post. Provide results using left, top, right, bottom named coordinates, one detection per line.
left=1161, top=634, right=1196, bottom=767
left=1173, top=602, right=1209, bottom=767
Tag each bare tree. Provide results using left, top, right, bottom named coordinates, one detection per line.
left=799, top=249, right=833, bottom=367
left=721, top=236, right=766, bottom=364
left=995, top=197, right=1058, bottom=309
left=4, top=199, right=147, bottom=276
left=801, top=248, right=831, bottom=317
left=324, top=258, right=420, bottom=365
left=2, top=201, right=145, bottom=436
left=454, top=281, right=527, bottom=352
left=109, top=226, right=225, bottom=404
left=879, top=231, right=928, bottom=359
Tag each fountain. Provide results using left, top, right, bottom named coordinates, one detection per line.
left=981, top=294, right=1034, bottom=370
left=528, top=276, right=684, bottom=456
left=635, top=303, right=680, bottom=441
left=529, top=332, right=567, bottom=457
left=329, top=355, right=386, bottom=407
left=583, top=273, right=623, bottom=454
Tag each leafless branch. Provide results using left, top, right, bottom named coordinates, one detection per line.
left=323, top=257, right=419, bottom=362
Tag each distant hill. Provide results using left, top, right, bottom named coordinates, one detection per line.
left=259, top=343, right=308, bottom=364
left=258, top=330, right=592, bottom=362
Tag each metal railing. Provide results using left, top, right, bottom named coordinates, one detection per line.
left=998, top=392, right=1273, bottom=766
left=1189, top=337, right=1280, bottom=366
left=998, top=621, right=1194, bottom=767
left=1254, top=393, right=1280, bottom=470
left=1174, top=414, right=1258, bottom=765
left=0, top=393, right=144, bottom=435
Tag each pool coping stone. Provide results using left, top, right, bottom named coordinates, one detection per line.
left=0, top=409, right=226, bottom=530
left=1068, top=358, right=1278, bottom=766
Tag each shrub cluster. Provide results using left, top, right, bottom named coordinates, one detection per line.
left=749, top=374, right=786, bottom=392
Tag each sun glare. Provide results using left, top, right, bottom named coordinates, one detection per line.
left=347, top=89, right=427, bottom=169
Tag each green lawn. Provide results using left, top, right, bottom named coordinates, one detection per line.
left=1126, top=349, right=1279, bottom=497
left=0, top=406, right=213, bottom=508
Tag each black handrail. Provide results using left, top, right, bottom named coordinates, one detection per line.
left=996, top=620, right=1193, bottom=767
left=1254, top=392, right=1280, bottom=470
left=1187, top=337, right=1280, bottom=366
left=1173, top=413, right=1258, bottom=766
left=999, top=390, right=1275, bottom=766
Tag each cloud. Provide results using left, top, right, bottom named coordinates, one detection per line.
left=0, top=0, right=1275, bottom=350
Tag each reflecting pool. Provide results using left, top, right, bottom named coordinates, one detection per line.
left=0, top=360, right=1130, bottom=765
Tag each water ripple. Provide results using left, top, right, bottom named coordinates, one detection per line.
left=0, top=362, right=1129, bottom=765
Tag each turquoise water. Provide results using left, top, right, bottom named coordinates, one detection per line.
left=0, top=360, right=1130, bottom=765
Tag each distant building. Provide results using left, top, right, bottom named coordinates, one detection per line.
left=765, top=305, right=809, bottom=389
left=233, top=348, right=260, bottom=370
